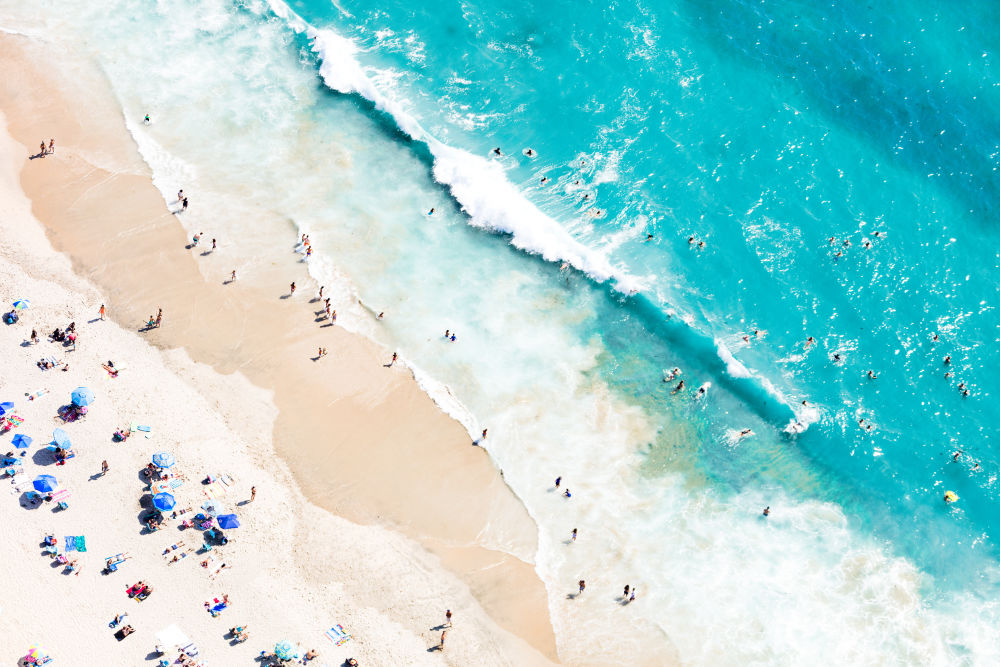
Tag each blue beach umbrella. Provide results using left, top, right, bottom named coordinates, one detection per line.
left=12, top=299, right=30, bottom=310
left=152, top=492, right=176, bottom=511
left=71, top=387, right=95, bottom=407
left=216, top=514, right=240, bottom=530
left=274, top=640, right=298, bottom=661
left=32, top=474, right=58, bottom=493
left=152, top=452, right=175, bottom=469
left=52, top=428, right=71, bottom=449
left=0, top=401, right=13, bottom=417
left=12, top=434, right=32, bottom=449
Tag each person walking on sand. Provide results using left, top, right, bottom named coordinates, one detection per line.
left=439, top=629, right=447, bottom=650
left=177, top=189, right=184, bottom=201
left=39, top=140, right=46, bottom=157
left=290, top=282, right=296, bottom=296
left=628, top=588, right=636, bottom=603
left=230, top=270, right=237, bottom=282
left=319, top=285, right=324, bottom=299
left=578, top=580, right=586, bottom=595
left=250, top=486, right=256, bottom=503
left=182, top=197, right=189, bottom=211
left=49, top=139, right=55, bottom=154
left=389, top=352, right=398, bottom=367
left=445, top=609, right=452, bottom=627
left=571, top=528, right=577, bottom=541
left=554, top=476, right=561, bottom=489
left=481, top=428, right=488, bottom=440
left=31, top=329, right=38, bottom=344
left=156, top=308, right=163, bottom=328
left=99, top=304, right=106, bottom=320
left=101, top=460, right=109, bottom=476
left=624, top=584, right=630, bottom=599
left=212, top=238, right=217, bottom=251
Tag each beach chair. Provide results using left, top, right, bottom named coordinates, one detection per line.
left=105, top=553, right=126, bottom=573
left=43, top=544, right=58, bottom=557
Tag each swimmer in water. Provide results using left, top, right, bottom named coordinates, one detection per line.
left=834, top=250, right=842, bottom=258
left=943, top=355, right=951, bottom=365
left=873, top=231, right=882, bottom=238
left=688, top=236, right=695, bottom=245
left=843, top=239, right=851, bottom=247
left=805, top=336, right=815, bottom=348
left=492, top=147, right=502, bottom=156
left=828, top=237, right=836, bottom=244
left=663, top=368, right=681, bottom=382
left=696, top=386, right=707, bottom=398
left=540, top=176, right=549, bottom=184
left=863, top=240, right=872, bottom=249
left=582, top=193, right=590, bottom=201
left=762, top=506, right=770, bottom=516
left=932, top=333, right=939, bottom=341
left=645, top=233, right=654, bottom=241
left=524, top=148, right=535, bottom=157
left=833, top=353, right=842, bottom=362
left=944, top=371, right=953, bottom=378
left=428, top=208, right=435, bottom=215
left=867, top=370, right=877, bottom=379
left=698, top=241, right=705, bottom=249
left=739, top=429, right=754, bottom=438
left=672, top=380, right=685, bottom=394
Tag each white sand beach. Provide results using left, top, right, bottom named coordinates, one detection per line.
left=0, top=33, right=556, bottom=667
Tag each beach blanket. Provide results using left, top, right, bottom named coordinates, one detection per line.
left=65, top=536, right=77, bottom=552
left=203, top=482, right=227, bottom=499
left=325, top=624, right=352, bottom=646
left=129, top=421, right=153, bottom=439
left=75, top=535, right=86, bottom=552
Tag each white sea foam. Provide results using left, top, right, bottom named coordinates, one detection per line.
left=303, top=25, right=637, bottom=289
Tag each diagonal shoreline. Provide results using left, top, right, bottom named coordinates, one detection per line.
left=0, top=32, right=557, bottom=663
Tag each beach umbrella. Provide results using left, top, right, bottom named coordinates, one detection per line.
left=52, top=428, right=71, bottom=449
left=12, top=299, right=30, bottom=310
left=12, top=434, right=32, bottom=449
left=0, top=401, right=13, bottom=416
left=152, top=452, right=175, bottom=469
left=152, top=492, right=176, bottom=511
left=71, top=387, right=95, bottom=407
left=32, top=474, right=58, bottom=493
left=201, top=500, right=225, bottom=517
left=216, top=514, right=240, bottom=530
left=274, top=640, right=298, bottom=661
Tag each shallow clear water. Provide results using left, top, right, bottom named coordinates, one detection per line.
left=3, top=0, right=1000, bottom=662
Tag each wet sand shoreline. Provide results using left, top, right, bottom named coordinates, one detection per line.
left=0, top=33, right=557, bottom=662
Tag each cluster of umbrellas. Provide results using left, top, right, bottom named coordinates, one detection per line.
left=150, top=452, right=240, bottom=529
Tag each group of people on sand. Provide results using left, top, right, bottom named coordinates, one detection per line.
left=37, top=138, right=54, bottom=157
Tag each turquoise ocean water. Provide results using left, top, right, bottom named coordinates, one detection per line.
left=3, top=0, right=999, bottom=662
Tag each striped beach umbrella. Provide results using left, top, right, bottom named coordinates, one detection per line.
left=12, top=299, right=30, bottom=310
left=152, top=452, right=175, bottom=469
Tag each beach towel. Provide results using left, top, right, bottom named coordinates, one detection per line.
left=169, top=478, right=184, bottom=490
left=130, top=421, right=153, bottom=439
left=75, top=535, right=86, bottom=552
left=203, top=482, right=227, bottom=499
left=64, top=536, right=77, bottom=552
left=27, top=388, right=48, bottom=400
left=325, top=624, right=352, bottom=646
